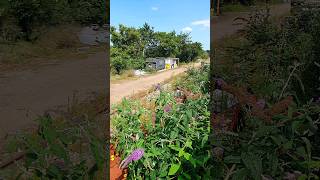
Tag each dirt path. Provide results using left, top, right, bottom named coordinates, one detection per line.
left=110, top=63, right=201, bottom=105
left=0, top=52, right=107, bottom=137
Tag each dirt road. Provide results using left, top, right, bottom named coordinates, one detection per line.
left=110, top=63, right=200, bottom=105
left=0, top=3, right=290, bottom=138
left=0, top=52, right=107, bottom=137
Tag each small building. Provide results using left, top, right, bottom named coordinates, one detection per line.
left=146, top=57, right=165, bottom=70
left=146, top=57, right=179, bottom=71
left=164, top=57, right=179, bottom=70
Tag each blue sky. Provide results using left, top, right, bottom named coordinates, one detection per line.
left=111, top=0, right=210, bottom=50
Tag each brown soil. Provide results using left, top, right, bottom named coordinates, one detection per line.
left=110, top=144, right=127, bottom=180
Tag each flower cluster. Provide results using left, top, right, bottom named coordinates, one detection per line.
left=119, top=149, right=144, bottom=169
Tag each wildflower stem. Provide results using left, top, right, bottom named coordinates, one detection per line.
left=278, top=62, right=301, bottom=101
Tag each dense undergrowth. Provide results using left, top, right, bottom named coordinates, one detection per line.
left=0, top=93, right=107, bottom=179
left=211, top=7, right=320, bottom=179
left=111, top=65, right=214, bottom=179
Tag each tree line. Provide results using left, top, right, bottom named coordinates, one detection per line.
left=110, top=23, right=208, bottom=74
left=0, top=0, right=107, bottom=42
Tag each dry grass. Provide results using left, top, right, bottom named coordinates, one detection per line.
left=110, top=70, right=138, bottom=83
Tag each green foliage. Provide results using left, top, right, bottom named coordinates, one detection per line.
left=216, top=8, right=320, bottom=103
left=111, top=67, right=214, bottom=179
left=213, top=6, right=320, bottom=179
left=2, top=115, right=106, bottom=179
left=211, top=102, right=320, bottom=179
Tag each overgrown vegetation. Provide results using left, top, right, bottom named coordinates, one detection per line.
left=111, top=65, right=215, bottom=179
left=211, top=7, right=320, bottom=179
left=110, top=23, right=208, bottom=74
left=0, top=93, right=107, bottom=179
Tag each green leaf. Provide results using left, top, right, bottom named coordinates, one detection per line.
left=224, top=155, right=241, bottom=164
left=50, top=143, right=69, bottom=162
left=298, top=174, right=308, bottom=180
left=305, top=161, right=320, bottom=168
left=185, top=140, right=192, bottom=149
left=201, top=135, right=208, bottom=148
left=178, top=148, right=185, bottom=157
left=182, top=172, right=191, bottom=180
left=241, top=152, right=262, bottom=180
left=296, top=146, right=307, bottom=159
left=47, top=164, right=62, bottom=179
left=183, top=152, right=191, bottom=160
left=268, top=153, right=278, bottom=176
left=169, top=144, right=181, bottom=152
left=168, top=163, right=181, bottom=176
left=232, top=168, right=249, bottom=180
left=301, top=137, right=311, bottom=159
left=270, top=136, right=281, bottom=146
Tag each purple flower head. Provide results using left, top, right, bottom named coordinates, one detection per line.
left=315, top=96, right=320, bottom=104
left=119, top=148, right=144, bottom=169
left=215, top=78, right=224, bottom=90
left=131, top=148, right=144, bottom=161
left=256, top=99, right=266, bottom=109
left=155, top=83, right=161, bottom=91
left=164, top=104, right=172, bottom=113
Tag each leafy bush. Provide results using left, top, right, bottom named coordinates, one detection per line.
left=219, top=8, right=320, bottom=103
left=212, top=6, right=320, bottom=179
left=111, top=67, right=214, bottom=179
left=211, top=101, right=320, bottom=179
left=2, top=116, right=106, bottom=179
left=111, top=56, right=128, bottom=75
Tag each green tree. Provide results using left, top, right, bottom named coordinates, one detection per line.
left=177, top=42, right=205, bottom=62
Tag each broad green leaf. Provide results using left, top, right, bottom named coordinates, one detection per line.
left=182, top=173, right=191, bottom=180
left=183, top=152, right=191, bottom=160
left=201, top=135, right=208, bottom=148
left=241, top=152, right=262, bottom=180
left=168, top=163, right=180, bottom=176
left=178, top=148, right=185, bottom=157
left=224, top=155, right=241, bottom=164
left=301, top=137, right=311, bottom=159
left=185, top=140, right=192, bottom=149
left=232, top=168, right=249, bottom=180
left=169, top=144, right=180, bottom=152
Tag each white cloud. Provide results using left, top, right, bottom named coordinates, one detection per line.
left=191, top=19, right=210, bottom=28
left=151, top=7, right=159, bottom=11
left=182, top=27, right=192, bottom=33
